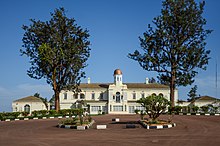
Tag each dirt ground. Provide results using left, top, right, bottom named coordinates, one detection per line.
left=0, top=114, right=220, bottom=146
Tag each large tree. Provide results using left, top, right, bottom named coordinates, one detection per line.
left=128, top=0, right=212, bottom=108
left=21, top=8, right=91, bottom=111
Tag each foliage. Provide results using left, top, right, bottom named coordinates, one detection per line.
left=134, top=109, right=140, bottom=114
left=0, top=112, right=21, bottom=120
left=187, top=85, right=198, bottom=101
left=32, top=110, right=48, bottom=116
left=174, top=106, right=182, bottom=114
left=128, top=0, right=212, bottom=108
left=191, top=105, right=199, bottom=113
left=20, top=7, right=91, bottom=111
left=61, top=118, right=77, bottom=125
left=200, top=106, right=209, bottom=113
left=48, top=110, right=58, bottom=116
left=140, top=110, right=146, bottom=120
left=137, top=95, right=170, bottom=121
left=149, top=77, right=157, bottom=83
left=208, top=104, right=218, bottom=113
left=22, top=111, right=29, bottom=117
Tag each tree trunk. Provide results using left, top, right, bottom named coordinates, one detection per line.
left=55, top=90, right=60, bottom=112
left=170, top=72, right=176, bottom=110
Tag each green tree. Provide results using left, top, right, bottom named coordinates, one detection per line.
left=187, top=85, right=198, bottom=101
left=128, top=0, right=212, bottom=109
left=137, top=95, right=170, bottom=122
left=21, top=8, right=91, bottom=111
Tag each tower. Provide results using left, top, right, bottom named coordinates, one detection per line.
left=113, top=69, right=122, bottom=86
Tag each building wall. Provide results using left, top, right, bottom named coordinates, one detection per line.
left=12, top=101, right=47, bottom=114
left=59, top=84, right=177, bottom=114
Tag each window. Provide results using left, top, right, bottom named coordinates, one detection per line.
left=100, top=92, right=103, bottom=100
left=132, top=93, right=136, bottom=99
left=74, top=93, right=78, bottom=99
left=129, top=106, right=135, bottom=113
left=113, top=106, right=123, bottom=111
left=80, top=93, right=85, bottom=99
left=141, top=93, right=145, bottom=98
left=152, top=93, right=156, bottom=96
left=159, top=93, right=164, bottom=97
left=136, top=106, right=145, bottom=111
left=91, top=93, right=95, bottom=100
left=113, top=95, right=115, bottom=100
left=64, top=93, right=67, bottom=100
left=24, top=104, right=30, bottom=113
left=91, top=106, right=101, bottom=112
left=116, top=92, right=120, bottom=103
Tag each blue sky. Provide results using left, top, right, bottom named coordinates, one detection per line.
left=0, top=0, right=219, bottom=112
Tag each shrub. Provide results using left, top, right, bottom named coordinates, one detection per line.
left=174, top=106, right=182, bottom=114
left=134, top=109, right=140, bottom=114
left=48, top=110, right=57, bottom=116
left=22, top=112, right=29, bottom=117
left=61, top=118, right=77, bottom=125
left=191, top=105, right=199, bottom=113
left=137, top=95, right=169, bottom=121
left=0, top=113, right=3, bottom=120
left=200, top=106, right=209, bottom=113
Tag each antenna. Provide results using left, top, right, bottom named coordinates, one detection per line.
left=216, top=59, right=218, bottom=98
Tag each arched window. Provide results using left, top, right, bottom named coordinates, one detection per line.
left=80, top=93, right=85, bottom=99
left=24, top=104, right=30, bottom=113
left=159, top=93, right=164, bottom=97
left=116, top=92, right=120, bottom=103
left=152, top=93, right=156, bottom=96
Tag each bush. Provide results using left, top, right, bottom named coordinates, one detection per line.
left=22, top=112, right=29, bottom=117
left=61, top=118, right=77, bottom=125
left=200, top=106, right=209, bottom=113
left=134, top=109, right=140, bottom=114
left=48, top=110, right=58, bottom=116
left=174, top=106, right=182, bottom=114
left=191, top=105, right=199, bottom=113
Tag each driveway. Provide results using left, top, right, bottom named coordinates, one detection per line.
left=0, top=114, right=220, bottom=146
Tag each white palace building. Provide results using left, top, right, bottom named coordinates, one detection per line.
left=60, top=69, right=178, bottom=114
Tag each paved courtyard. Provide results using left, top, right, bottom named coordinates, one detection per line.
left=0, top=114, right=220, bottom=146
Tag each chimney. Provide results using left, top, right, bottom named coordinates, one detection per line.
left=145, top=77, right=149, bottom=84
left=87, top=77, right=91, bottom=84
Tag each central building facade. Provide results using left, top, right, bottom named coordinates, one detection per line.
left=59, top=69, right=178, bottom=114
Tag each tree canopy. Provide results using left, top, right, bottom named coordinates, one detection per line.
left=187, top=85, right=198, bottom=101
left=137, top=95, right=169, bottom=121
left=128, top=0, right=212, bottom=108
left=21, top=8, right=91, bottom=111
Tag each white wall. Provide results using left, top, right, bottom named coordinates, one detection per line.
left=12, top=101, right=47, bottom=114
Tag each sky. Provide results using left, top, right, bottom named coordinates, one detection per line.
left=0, top=0, right=219, bottom=112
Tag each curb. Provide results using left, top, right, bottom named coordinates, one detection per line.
left=0, top=115, right=77, bottom=122
left=139, top=120, right=176, bottom=129
left=177, top=113, right=220, bottom=116
left=58, top=120, right=95, bottom=130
